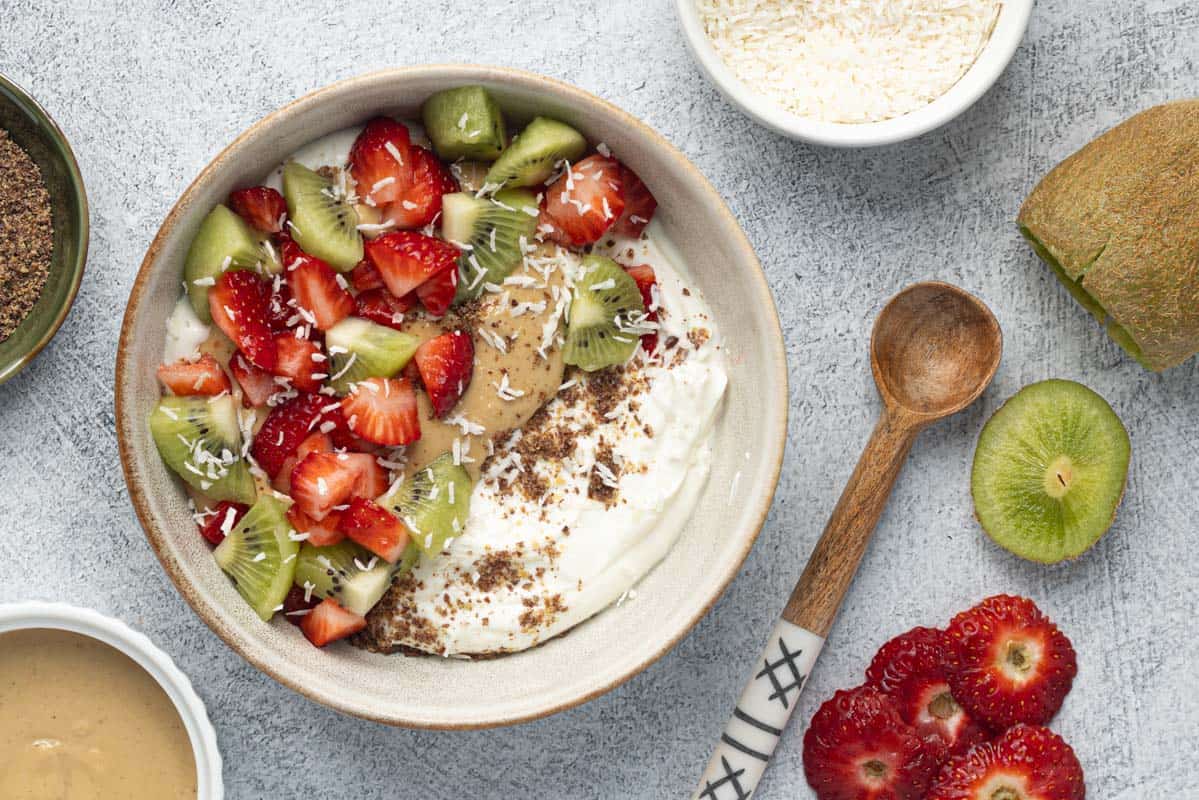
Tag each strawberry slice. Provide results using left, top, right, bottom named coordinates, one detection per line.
left=338, top=497, right=411, bottom=562
left=344, top=452, right=389, bottom=499
left=290, top=451, right=362, bottom=521
left=209, top=269, right=277, bottom=370
left=157, top=354, right=231, bottom=396
left=197, top=501, right=248, bottom=546
left=282, top=584, right=320, bottom=627
left=926, top=725, right=1085, bottom=800
left=803, top=685, right=947, bottom=800
left=623, top=264, right=659, bottom=353
left=611, top=163, right=657, bottom=237
left=349, top=117, right=412, bottom=207
left=413, top=331, right=473, bottom=417
left=350, top=258, right=385, bottom=291
left=539, top=154, right=625, bottom=246
left=340, top=377, right=420, bottom=446
left=300, top=598, right=367, bottom=648
left=355, top=288, right=415, bottom=331
left=945, top=595, right=1077, bottom=730
left=866, top=627, right=989, bottom=756
left=228, top=186, right=286, bottom=234
left=414, top=265, right=458, bottom=317
left=272, top=334, right=324, bottom=393
left=230, top=353, right=275, bottom=407
left=364, top=230, right=460, bottom=299
left=287, top=249, right=354, bottom=331
left=251, top=393, right=338, bottom=479
left=287, top=504, right=344, bottom=547
left=272, top=431, right=334, bottom=494
left=265, top=274, right=294, bottom=332
left=383, top=145, right=459, bottom=229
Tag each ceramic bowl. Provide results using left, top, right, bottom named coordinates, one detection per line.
left=115, top=66, right=787, bottom=728
left=675, top=0, right=1034, bottom=147
left=0, top=73, right=88, bottom=384
left=0, top=602, right=222, bottom=797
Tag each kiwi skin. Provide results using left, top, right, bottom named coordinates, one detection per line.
left=422, top=86, right=506, bottom=161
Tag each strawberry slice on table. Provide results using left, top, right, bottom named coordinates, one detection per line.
left=337, top=497, right=411, bottom=562
left=228, top=186, right=286, bottom=234
left=340, top=377, right=420, bottom=446
left=803, top=685, right=947, bottom=800
left=354, top=287, right=415, bottom=331
left=282, top=584, right=320, bottom=627
left=364, top=230, right=460, bottom=299
left=287, top=504, right=344, bottom=547
left=414, top=265, right=458, bottom=317
left=230, top=353, right=275, bottom=407
left=611, top=163, right=657, bottom=237
left=866, top=626, right=989, bottom=756
left=413, top=331, right=473, bottom=417
left=287, top=248, right=354, bottom=330
left=272, top=334, right=324, bottom=393
left=945, top=595, right=1077, bottom=730
left=350, top=258, right=385, bottom=291
left=349, top=117, right=413, bottom=207
left=197, top=501, right=248, bottom=546
left=539, top=154, right=625, bottom=247
left=157, top=354, right=231, bottom=396
left=926, top=725, right=1085, bottom=800
left=208, top=269, right=277, bottom=370
left=623, top=264, right=660, bottom=353
left=383, top=145, right=459, bottom=229
left=251, top=393, right=336, bottom=479
left=290, top=451, right=363, bottom=521
left=300, top=598, right=367, bottom=648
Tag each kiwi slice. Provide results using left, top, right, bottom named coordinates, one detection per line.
left=563, top=255, right=646, bottom=372
left=483, top=117, right=587, bottom=189
left=294, top=540, right=417, bottom=616
left=972, top=379, right=1131, bottom=564
left=213, top=495, right=298, bottom=620
left=149, top=395, right=256, bottom=504
left=281, top=161, right=363, bottom=271
left=422, top=86, right=506, bottom=162
left=183, top=205, right=277, bottom=322
left=442, top=188, right=539, bottom=300
left=380, top=454, right=472, bottom=555
left=325, top=317, right=420, bottom=394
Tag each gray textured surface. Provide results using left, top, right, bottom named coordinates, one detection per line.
left=0, top=1, right=1192, bottom=797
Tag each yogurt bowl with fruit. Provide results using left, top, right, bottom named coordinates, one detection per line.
left=117, top=66, right=786, bottom=727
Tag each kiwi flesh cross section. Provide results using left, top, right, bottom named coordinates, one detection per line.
left=213, top=495, right=299, bottom=620
left=563, top=255, right=646, bottom=372
left=442, top=188, right=539, bottom=301
left=483, top=117, right=587, bottom=189
left=421, top=85, right=506, bottom=162
left=325, top=317, right=421, bottom=394
left=380, top=454, right=472, bottom=555
left=294, top=540, right=416, bottom=616
left=184, top=204, right=278, bottom=322
left=149, top=395, right=256, bottom=504
left=282, top=160, right=363, bottom=271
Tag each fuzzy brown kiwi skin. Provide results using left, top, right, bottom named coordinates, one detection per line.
left=1018, top=99, right=1199, bottom=371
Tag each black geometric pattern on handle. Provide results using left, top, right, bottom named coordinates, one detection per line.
left=697, top=755, right=751, bottom=800
left=754, top=636, right=806, bottom=709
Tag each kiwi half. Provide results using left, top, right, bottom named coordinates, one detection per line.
left=294, top=540, right=417, bottom=616
left=971, top=379, right=1131, bottom=564
left=282, top=161, right=363, bottom=271
left=380, top=454, right=472, bottom=555
left=149, top=395, right=256, bottom=504
left=184, top=205, right=277, bottom=322
left=325, top=317, right=420, bottom=394
left=563, top=255, right=646, bottom=372
left=213, top=496, right=299, bottom=620
left=483, top=117, right=587, bottom=188
left=422, top=86, right=506, bottom=162
left=442, top=188, right=539, bottom=300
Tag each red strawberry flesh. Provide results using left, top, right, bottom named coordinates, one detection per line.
left=340, top=377, right=421, bottom=446
left=383, top=145, right=458, bottom=229
left=349, top=117, right=412, bottom=207
left=251, top=393, right=337, bottom=478
left=413, top=330, right=474, bottom=417
left=926, top=724, right=1084, bottom=800
left=228, top=186, right=286, bottom=234
left=197, top=501, right=248, bottom=546
left=611, top=163, right=657, bottom=237
left=300, top=598, right=366, bottom=647
left=208, top=269, right=277, bottom=370
left=157, top=354, right=231, bottom=397
left=539, top=154, right=625, bottom=246
left=364, top=230, right=459, bottom=299
left=338, top=497, right=411, bottom=562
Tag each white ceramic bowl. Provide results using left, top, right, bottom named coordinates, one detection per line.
left=0, top=602, right=223, bottom=798
left=675, top=0, right=1034, bottom=147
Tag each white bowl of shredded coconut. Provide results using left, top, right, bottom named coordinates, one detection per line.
left=678, top=0, right=1033, bottom=146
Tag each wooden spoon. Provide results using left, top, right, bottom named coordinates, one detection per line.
left=692, top=282, right=1001, bottom=799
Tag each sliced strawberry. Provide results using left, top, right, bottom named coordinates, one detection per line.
left=623, top=264, right=659, bottom=353
left=866, top=627, right=989, bottom=756
left=383, top=145, right=458, bottom=229
left=288, top=250, right=354, bottom=331
left=350, top=258, right=385, bottom=291
left=945, top=595, right=1077, bottom=730
left=414, top=265, right=458, bottom=317
left=803, top=685, right=947, bottom=800
left=228, top=186, right=286, bottom=234
left=539, top=154, right=625, bottom=247
left=208, top=269, right=277, bottom=370
left=611, top=163, right=657, bottom=237
left=282, top=584, right=320, bottom=627
left=355, top=287, right=415, bottom=331
left=157, top=354, right=231, bottom=397
left=926, top=725, right=1085, bottom=800
left=251, top=393, right=337, bottom=478
left=343, top=452, right=389, bottom=499
left=265, top=273, right=294, bottom=332
left=349, top=117, right=412, bottom=207
left=340, top=377, right=420, bottom=446
left=272, top=334, right=324, bottom=393
left=289, top=451, right=362, bottom=521
left=287, top=504, right=344, bottom=547
left=338, top=497, right=411, bottom=562
left=271, top=432, right=332, bottom=494
left=230, top=353, right=275, bottom=407
left=300, top=598, right=367, bottom=648
left=197, top=501, right=248, bottom=546
left=364, top=230, right=460, bottom=299
left=413, top=331, right=473, bottom=417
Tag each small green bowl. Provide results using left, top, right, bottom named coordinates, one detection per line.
left=0, top=73, right=88, bottom=385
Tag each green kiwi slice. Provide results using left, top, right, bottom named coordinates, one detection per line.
left=281, top=161, right=363, bottom=271
left=422, top=86, right=506, bottom=162
left=971, top=379, right=1131, bottom=563
left=325, top=317, right=420, bottom=394
left=213, top=496, right=299, bottom=620
left=293, top=540, right=417, bottom=616
left=380, top=454, right=472, bottom=555
left=183, top=205, right=277, bottom=322
left=149, top=395, right=256, bottom=504
left=483, top=117, right=587, bottom=189
left=563, top=255, right=646, bottom=372
left=442, top=188, right=539, bottom=300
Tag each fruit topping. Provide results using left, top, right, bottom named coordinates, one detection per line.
left=212, top=496, right=299, bottom=621
left=282, top=584, right=320, bottom=626
left=354, top=287, right=414, bottom=331
left=230, top=352, right=275, bottom=407
left=441, top=188, right=539, bottom=299
left=294, top=540, right=409, bottom=617
left=197, top=501, right=248, bottom=546
left=300, top=598, right=367, bottom=648
left=183, top=204, right=276, bottom=322
left=350, top=258, right=385, bottom=291
left=287, top=505, right=344, bottom=547
left=149, top=395, right=256, bottom=504
left=349, top=117, right=413, bottom=207
left=250, top=393, right=338, bottom=479
left=364, top=230, right=460, bottom=300
left=208, top=269, right=277, bottom=370
left=340, top=376, right=421, bottom=446
left=324, top=316, right=420, bottom=395
left=383, top=145, right=459, bottom=230
left=484, top=116, right=587, bottom=188
left=290, top=451, right=363, bottom=522
left=563, top=255, right=647, bottom=371
left=228, top=186, right=286, bottom=234
left=286, top=246, right=355, bottom=330
left=622, top=264, right=659, bottom=353
left=338, top=497, right=412, bottom=563
left=926, top=724, right=1085, bottom=800
left=540, top=154, right=625, bottom=247
left=422, top=85, right=507, bottom=161
left=157, top=354, right=231, bottom=397
left=282, top=160, right=363, bottom=271
left=413, top=330, right=474, bottom=418
left=611, top=164, right=657, bottom=237
left=380, top=453, right=472, bottom=554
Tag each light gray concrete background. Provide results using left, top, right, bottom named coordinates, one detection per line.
left=0, top=1, right=1191, bottom=797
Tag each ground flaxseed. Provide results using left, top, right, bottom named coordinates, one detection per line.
left=0, top=129, right=53, bottom=342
